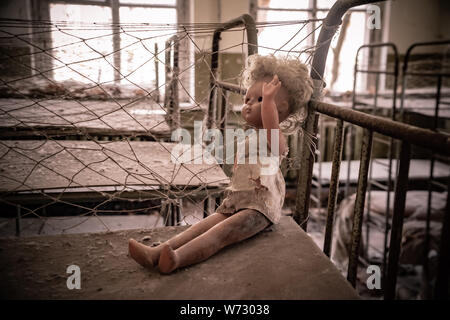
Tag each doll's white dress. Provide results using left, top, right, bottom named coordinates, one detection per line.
left=215, top=130, right=287, bottom=224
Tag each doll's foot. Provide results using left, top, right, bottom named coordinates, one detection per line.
left=128, top=238, right=158, bottom=268
left=158, top=244, right=179, bottom=274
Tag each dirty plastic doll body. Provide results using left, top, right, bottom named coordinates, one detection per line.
left=128, top=55, right=313, bottom=274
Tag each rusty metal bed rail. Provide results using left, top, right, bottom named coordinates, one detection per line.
left=312, top=99, right=450, bottom=299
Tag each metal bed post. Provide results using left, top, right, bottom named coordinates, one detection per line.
left=203, top=197, right=210, bottom=218
left=347, top=128, right=373, bottom=286
left=344, top=43, right=360, bottom=199
left=315, top=119, right=323, bottom=212
left=207, top=14, right=258, bottom=130
left=295, top=0, right=384, bottom=230
left=347, top=42, right=400, bottom=284
left=16, top=205, right=21, bottom=237
left=435, top=180, right=450, bottom=299
left=164, top=35, right=180, bottom=131
left=400, top=40, right=450, bottom=299
left=323, top=119, right=344, bottom=257
left=385, top=141, right=411, bottom=300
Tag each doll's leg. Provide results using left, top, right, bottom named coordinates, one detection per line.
left=128, top=212, right=229, bottom=268
left=158, top=209, right=270, bottom=274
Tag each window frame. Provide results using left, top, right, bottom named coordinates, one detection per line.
left=33, top=0, right=188, bottom=86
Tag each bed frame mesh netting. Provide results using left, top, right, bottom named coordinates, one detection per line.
left=0, top=15, right=329, bottom=232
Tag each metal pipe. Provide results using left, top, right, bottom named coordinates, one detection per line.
left=345, top=42, right=360, bottom=199
left=293, top=110, right=318, bottom=230
left=316, top=118, right=323, bottom=211
left=434, top=74, right=442, bottom=130
left=424, top=65, right=444, bottom=299
left=296, top=0, right=386, bottom=230
left=347, top=128, right=373, bottom=287
left=382, top=137, right=394, bottom=282
left=347, top=41, right=402, bottom=285
left=176, top=199, right=182, bottom=226
left=310, top=100, right=450, bottom=156
left=203, top=197, right=209, bottom=218
left=172, top=36, right=180, bottom=129
left=363, top=70, right=380, bottom=258
left=385, top=142, right=411, bottom=300
left=16, top=205, right=21, bottom=237
left=219, top=89, right=229, bottom=141
left=164, top=39, right=172, bottom=122
left=423, top=156, right=436, bottom=299
left=345, top=125, right=353, bottom=197
left=434, top=179, right=450, bottom=299
left=215, top=80, right=246, bottom=94
left=355, top=69, right=396, bottom=75
left=384, top=42, right=399, bottom=284
left=207, top=14, right=258, bottom=129
left=323, top=119, right=344, bottom=257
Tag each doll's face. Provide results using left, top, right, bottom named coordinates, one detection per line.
left=241, top=76, right=290, bottom=128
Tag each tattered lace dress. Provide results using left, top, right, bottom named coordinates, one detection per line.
left=216, top=130, right=288, bottom=224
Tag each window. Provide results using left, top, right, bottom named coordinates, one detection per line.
left=254, top=0, right=371, bottom=93
left=50, top=3, right=114, bottom=84
left=49, top=0, right=179, bottom=89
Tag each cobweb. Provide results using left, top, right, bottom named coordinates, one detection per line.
left=0, top=16, right=327, bottom=235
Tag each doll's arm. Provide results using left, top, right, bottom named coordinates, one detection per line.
left=261, top=75, right=287, bottom=157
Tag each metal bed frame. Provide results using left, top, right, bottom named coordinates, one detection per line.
left=342, top=40, right=450, bottom=298
left=209, top=0, right=450, bottom=299
left=347, top=42, right=399, bottom=282
left=314, top=40, right=449, bottom=298
left=400, top=40, right=450, bottom=299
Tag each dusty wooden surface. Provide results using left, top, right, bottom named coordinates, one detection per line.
left=0, top=140, right=229, bottom=192
left=0, top=216, right=359, bottom=300
left=0, top=99, right=171, bottom=138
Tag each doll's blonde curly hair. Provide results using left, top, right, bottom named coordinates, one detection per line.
left=241, top=54, right=313, bottom=135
